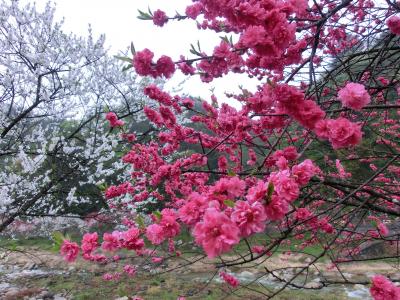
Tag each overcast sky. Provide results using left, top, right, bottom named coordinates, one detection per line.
left=29, top=0, right=256, bottom=105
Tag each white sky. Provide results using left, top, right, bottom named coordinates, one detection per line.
left=30, top=0, right=257, bottom=105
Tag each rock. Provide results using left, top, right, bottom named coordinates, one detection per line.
left=24, top=262, right=37, bottom=270
left=53, top=295, right=67, bottom=300
left=353, top=284, right=364, bottom=290
left=40, top=291, right=55, bottom=299
left=114, top=297, right=129, bottom=300
left=304, top=258, right=312, bottom=263
left=237, top=271, right=255, bottom=280
left=4, top=287, right=19, bottom=296
left=304, top=281, right=323, bottom=289
left=0, top=282, right=11, bottom=290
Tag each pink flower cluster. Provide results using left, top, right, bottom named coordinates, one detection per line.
left=220, top=271, right=240, bottom=287
left=315, top=118, right=362, bottom=149
left=105, top=112, right=124, bottom=128
left=60, top=240, right=79, bottom=262
left=133, top=49, right=175, bottom=78
left=370, top=275, right=400, bottom=300
left=153, top=9, right=168, bottom=27
left=338, top=82, right=371, bottom=111
left=146, top=209, right=180, bottom=245
left=387, top=16, right=400, bottom=35
left=193, top=208, right=240, bottom=258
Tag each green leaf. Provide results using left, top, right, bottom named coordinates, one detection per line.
left=267, top=182, right=274, bottom=198
left=219, top=36, right=229, bottom=44
left=122, top=64, right=133, bottom=72
left=9, top=240, right=18, bottom=251
left=97, top=183, right=107, bottom=192
left=265, top=182, right=274, bottom=204
left=130, top=42, right=136, bottom=55
left=51, top=231, right=65, bottom=252
left=148, top=6, right=153, bottom=16
left=224, top=199, right=235, bottom=208
left=114, top=56, right=133, bottom=63
left=136, top=215, right=145, bottom=229
left=153, top=210, right=162, bottom=221
left=227, top=169, right=236, bottom=177
left=137, top=9, right=153, bottom=20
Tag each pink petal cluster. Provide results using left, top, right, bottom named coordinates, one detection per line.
left=178, top=192, right=208, bottom=226
left=60, top=240, right=79, bottom=262
left=133, top=49, right=175, bottom=78
left=105, top=112, right=124, bottom=128
left=153, top=9, right=168, bottom=27
left=269, top=170, right=299, bottom=203
left=370, top=275, right=400, bottom=300
left=315, top=118, right=362, bottom=149
left=231, top=200, right=267, bottom=237
left=220, top=271, right=240, bottom=287
left=193, top=208, right=240, bottom=258
left=81, top=232, right=98, bottom=254
left=102, top=231, right=123, bottom=252
left=123, top=264, right=137, bottom=277
left=122, top=227, right=145, bottom=251
left=387, top=16, right=400, bottom=35
left=338, top=82, right=371, bottom=111
left=146, top=209, right=180, bottom=245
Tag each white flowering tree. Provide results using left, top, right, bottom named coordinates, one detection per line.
left=0, top=0, right=157, bottom=233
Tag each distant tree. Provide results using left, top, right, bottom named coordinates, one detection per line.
left=0, top=0, right=158, bottom=231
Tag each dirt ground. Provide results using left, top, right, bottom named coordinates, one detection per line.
left=1, top=246, right=398, bottom=299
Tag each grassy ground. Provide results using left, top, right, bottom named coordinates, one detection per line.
left=15, top=271, right=350, bottom=300
left=0, top=235, right=373, bottom=299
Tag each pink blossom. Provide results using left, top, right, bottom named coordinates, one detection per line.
left=295, top=208, right=312, bottom=220
left=155, top=55, right=175, bottom=79
left=123, top=264, right=137, bottom=277
left=159, top=208, right=180, bottom=238
left=270, top=170, right=299, bottom=202
left=146, top=223, right=165, bottom=245
left=387, top=16, right=400, bottom=35
left=102, top=273, right=114, bottom=281
left=60, top=240, right=79, bottom=262
left=122, top=227, right=144, bottom=251
left=338, top=82, right=370, bottom=111
left=133, top=48, right=155, bottom=77
left=133, top=49, right=175, bottom=78
left=370, top=275, right=400, bottom=300
left=231, top=200, right=267, bottom=237
left=251, top=245, right=266, bottom=254
left=153, top=9, right=168, bottom=27
left=246, top=179, right=268, bottom=203
left=377, top=223, right=389, bottom=236
left=152, top=256, right=163, bottom=263
left=264, top=195, right=289, bottom=221
left=212, top=176, right=246, bottom=199
left=193, top=208, right=240, bottom=258
left=105, top=112, right=124, bottom=128
left=144, top=106, right=163, bottom=127
left=291, top=159, right=317, bottom=185
left=220, top=271, right=240, bottom=287
left=327, top=118, right=362, bottom=149
left=178, top=192, right=208, bottom=226
left=335, top=159, right=351, bottom=178
left=185, top=3, right=203, bottom=19
left=102, top=231, right=122, bottom=252
left=81, top=232, right=98, bottom=254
